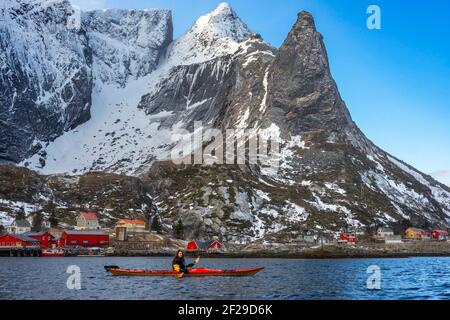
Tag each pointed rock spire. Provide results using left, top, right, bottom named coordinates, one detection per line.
left=268, top=10, right=355, bottom=140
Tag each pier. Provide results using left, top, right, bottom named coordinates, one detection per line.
left=0, top=246, right=41, bottom=257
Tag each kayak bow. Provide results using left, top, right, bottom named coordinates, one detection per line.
left=105, top=266, right=264, bottom=277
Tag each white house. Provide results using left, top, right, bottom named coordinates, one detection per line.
left=76, top=212, right=100, bottom=230
left=377, top=227, right=394, bottom=239
left=6, top=219, right=32, bottom=234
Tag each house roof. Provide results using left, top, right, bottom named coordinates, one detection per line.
left=13, top=234, right=39, bottom=242
left=116, top=219, right=145, bottom=225
left=379, top=227, right=394, bottom=232
left=407, top=227, right=424, bottom=232
left=64, top=230, right=108, bottom=236
left=15, top=220, right=31, bottom=228
left=79, top=213, right=98, bottom=220
left=197, top=240, right=220, bottom=249
left=24, top=231, right=54, bottom=238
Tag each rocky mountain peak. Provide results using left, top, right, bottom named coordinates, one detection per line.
left=166, top=2, right=252, bottom=65
left=268, top=9, right=354, bottom=143
left=296, top=10, right=316, bottom=27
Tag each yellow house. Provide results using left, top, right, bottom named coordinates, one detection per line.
left=405, top=227, right=424, bottom=239
left=115, top=219, right=146, bottom=233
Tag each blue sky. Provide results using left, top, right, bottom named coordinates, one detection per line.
left=72, top=0, right=450, bottom=185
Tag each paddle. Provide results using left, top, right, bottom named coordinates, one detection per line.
left=177, top=256, right=201, bottom=279
left=104, top=265, right=120, bottom=272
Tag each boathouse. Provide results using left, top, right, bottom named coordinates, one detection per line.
left=24, top=231, right=57, bottom=249
left=0, top=234, right=41, bottom=256
left=59, top=230, right=109, bottom=247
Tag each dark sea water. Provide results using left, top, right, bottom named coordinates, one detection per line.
left=0, top=256, right=449, bottom=300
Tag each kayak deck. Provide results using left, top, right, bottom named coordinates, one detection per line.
left=106, top=267, right=264, bottom=277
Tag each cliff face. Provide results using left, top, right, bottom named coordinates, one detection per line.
left=0, top=0, right=172, bottom=163
left=1, top=3, right=449, bottom=242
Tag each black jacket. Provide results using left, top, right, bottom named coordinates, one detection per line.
left=172, top=257, right=194, bottom=272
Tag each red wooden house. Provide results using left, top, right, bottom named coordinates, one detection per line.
left=24, top=231, right=57, bottom=249
left=0, top=234, right=40, bottom=248
left=432, top=230, right=448, bottom=241
left=186, top=240, right=224, bottom=252
left=339, top=232, right=357, bottom=244
left=59, top=230, right=109, bottom=248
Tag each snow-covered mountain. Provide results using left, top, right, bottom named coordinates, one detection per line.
left=0, top=0, right=172, bottom=165
left=1, top=2, right=449, bottom=241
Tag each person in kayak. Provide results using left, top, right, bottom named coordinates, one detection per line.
left=172, top=250, right=200, bottom=273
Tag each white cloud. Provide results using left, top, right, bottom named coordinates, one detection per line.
left=430, top=170, right=450, bottom=187
left=70, top=0, right=109, bottom=11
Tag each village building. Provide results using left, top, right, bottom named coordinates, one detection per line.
left=431, top=230, right=448, bottom=241
left=186, top=240, right=224, bottom=253
left=377, top=227, right=394, bottom=239
left=338, top=232, right=357, bottom=244
left=384, top=235, right=403, bottom=244
left=6, top=219, right=32, bottom=234
left=76, top=212, right=100, bottom=230
left=302, top=230, right=316, bottom=243
left=0, top=234, right=41, bottom=256
left=405, top=227, right=431, bottom=240
left=24, top=231, right=57, bottom=249
left=59, top=230, right=109, bottom=248
left=115, top=219, right=146, bottom=233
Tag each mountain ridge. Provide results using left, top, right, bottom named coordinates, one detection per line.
left=0, top=2, right=449, bottom=241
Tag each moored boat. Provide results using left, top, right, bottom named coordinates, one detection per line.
left=41, top=248, right=65, bottom=257
left=105, top=266, right=264, bottom=277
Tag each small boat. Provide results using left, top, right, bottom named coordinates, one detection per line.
left=104, top=266, right=264, bottom=277
left=41, top=248, right=65, bottom=257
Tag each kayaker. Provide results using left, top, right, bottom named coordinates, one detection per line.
left=172, top=250, right=200, bottom=273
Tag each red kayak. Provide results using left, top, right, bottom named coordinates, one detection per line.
left=105, top=266, right=263, bottom=277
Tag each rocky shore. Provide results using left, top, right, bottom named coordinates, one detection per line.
left=106, top=240, right=450, bottom=259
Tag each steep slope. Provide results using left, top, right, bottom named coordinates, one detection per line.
left=84, top=8, right=172, bottom=86
left=0, top=0, right=92, bottom=163
left=1, top=0, right=172, bottom=165
left=23, top=2, right=260, bottom=174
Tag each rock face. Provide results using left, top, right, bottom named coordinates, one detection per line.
left=0, top=0, right=92, bottom=162
left=1, top=3, right=449, bottom=242
left=84, top=8, right=172, bottom=86
left=0, top=0, right=172, bottom=163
